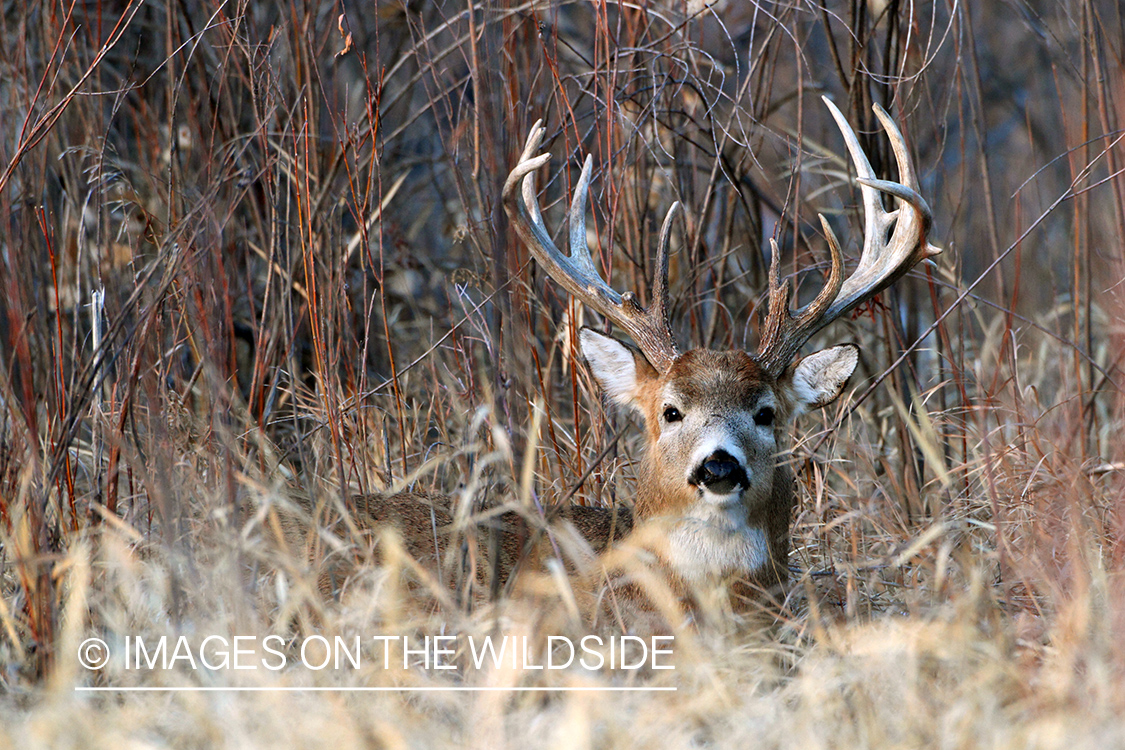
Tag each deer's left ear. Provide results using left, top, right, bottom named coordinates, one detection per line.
left=783, top=344, right=858, bottom=416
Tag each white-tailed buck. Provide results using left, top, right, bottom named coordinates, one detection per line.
left=316, top=97, right=938, bottom=611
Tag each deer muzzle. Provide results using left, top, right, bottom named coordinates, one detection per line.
left=689, top=449, right=749, bottom=496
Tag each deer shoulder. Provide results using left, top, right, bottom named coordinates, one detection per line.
left=280, top=487, right=634, bottom=600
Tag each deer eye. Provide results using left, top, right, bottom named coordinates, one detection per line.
left=662, top=406, right=683, bottom=423
left=753, top=406, right=775, bottom=426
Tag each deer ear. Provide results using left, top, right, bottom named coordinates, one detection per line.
left=579, top=328, right=658, bottom=413
left=785, top=344, right=858, bottom=416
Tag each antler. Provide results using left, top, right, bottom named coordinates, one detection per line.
left=755, top=96, right=942, bottom=376
left=502, top=121, right=681, bottom=372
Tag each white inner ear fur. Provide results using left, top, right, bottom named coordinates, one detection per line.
left=579, top=329, right=643, bottom=411
left=788, top=344, right=858, bottom=415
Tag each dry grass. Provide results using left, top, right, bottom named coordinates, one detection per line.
left=1, top=1, right=1124, bottom=747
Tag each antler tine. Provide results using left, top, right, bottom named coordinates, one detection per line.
left=565, top=155, right=611, bottom=303
left=503, top=122, right=680, bottom=372
left=757, top=216, right=845, bottom=374
left=650, top=200, right=682, bottom=347
left=755, top=98, right=940, bottom=376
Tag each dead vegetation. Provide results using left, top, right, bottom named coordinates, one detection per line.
left=1, top=1, right=1124, bottom=747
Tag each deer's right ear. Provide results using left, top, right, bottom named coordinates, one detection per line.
left=579, top=328, right=658, bottom=412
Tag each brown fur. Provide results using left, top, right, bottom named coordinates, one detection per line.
left=629, top=349, right=780, bottom=518
left=289, top=491, right=635, bottom=602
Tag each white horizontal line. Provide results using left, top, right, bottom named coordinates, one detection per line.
left=74, top=686, right=676, bottom=692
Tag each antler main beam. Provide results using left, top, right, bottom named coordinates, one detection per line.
left=502, top=121, right=681, bottom=372
left=755, top=97, right=942, bottom=376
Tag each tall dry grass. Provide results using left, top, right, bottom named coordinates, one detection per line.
left=0, top=1, right=1123, bottom=746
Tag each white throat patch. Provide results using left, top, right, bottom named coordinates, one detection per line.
left=665, top=499, right=769, bottom=583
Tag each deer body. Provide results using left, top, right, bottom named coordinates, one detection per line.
left=324, top=98, right=939, bottom=611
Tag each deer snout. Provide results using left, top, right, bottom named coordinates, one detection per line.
left=688, top=450, right=749, bottom=495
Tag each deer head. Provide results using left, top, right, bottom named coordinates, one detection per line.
left=502, top=98, right=939, bottom=587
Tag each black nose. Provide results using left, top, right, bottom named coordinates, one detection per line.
left=689, top=450, right=749, bottom=494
